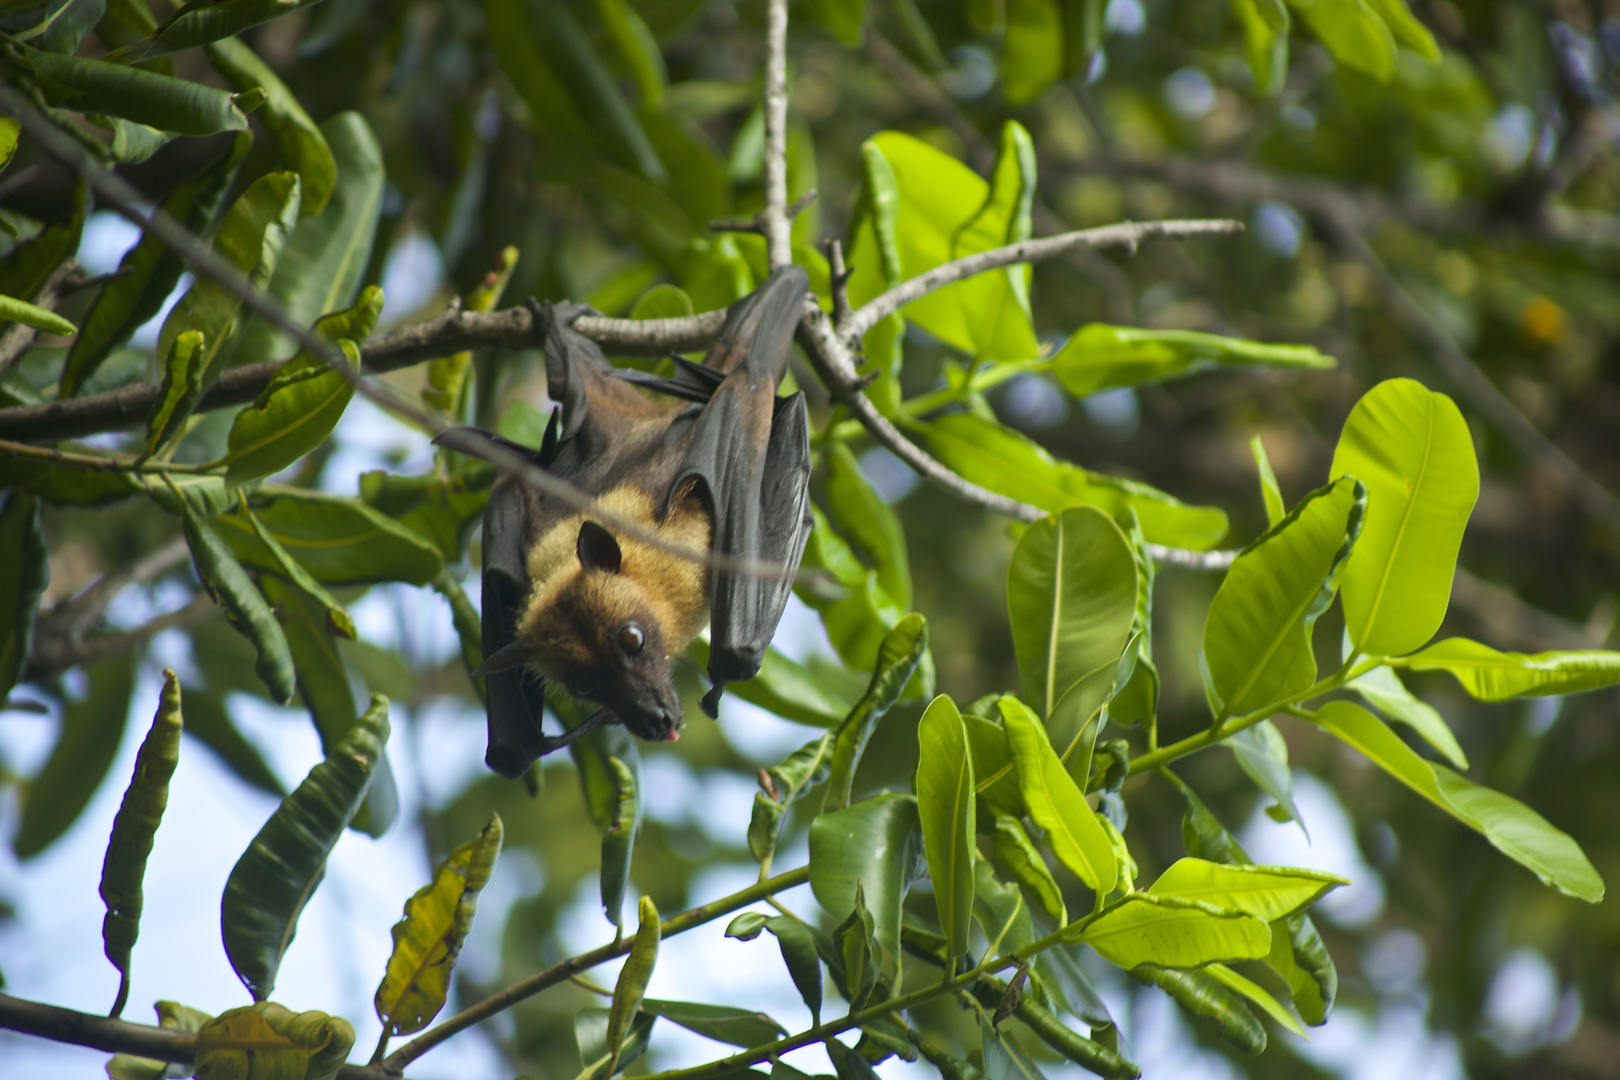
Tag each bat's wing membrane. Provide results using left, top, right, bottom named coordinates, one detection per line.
left=671, top=265, right=815, bottom=712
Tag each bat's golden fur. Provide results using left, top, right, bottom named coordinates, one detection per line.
left=516, top=484, right=712, bottom=682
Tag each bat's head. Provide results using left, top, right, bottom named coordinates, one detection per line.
left=520, top=520, right=686, bottom=743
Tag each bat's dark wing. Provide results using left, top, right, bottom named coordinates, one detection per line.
left=668, top=265, right=814, bottom=713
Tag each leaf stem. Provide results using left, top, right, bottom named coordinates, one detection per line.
left=0, top=436, right=222, bottom=475
left=381, top=865, right=811, bottom=1072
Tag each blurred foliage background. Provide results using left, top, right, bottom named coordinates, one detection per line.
left=2, top=0, right=1619, bottom=1077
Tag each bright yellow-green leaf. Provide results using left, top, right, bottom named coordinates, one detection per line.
left=1004, top=0, right=1065, bottom=103
left=1287, top=0, right=1396, bottom=82
left=1363, top=0, right=1440, bottom=59
left=1203, top=477, right=1364, bottom=719
left=927, top=413, right=1230, bottom=550
left=999, top=696, right=1117, bottom=894
left=1332, top=378, right=1478, bottom=657
left=1398, top=638, right=1620, bottom=701
left=1251, top=435, right=1285, bottom=528
left=1347, top=660, right=1466, bottom=768
left=1147, top=858, right=1346, bottom=922
left=1068, top=893, right=1271, bottom=969
left=141, top=330, right=207, bottom=460
left=607, top=896, right=661, bottom=1073
left=0, top=292, right=76, bottom=336
left=1231, top=0, right=1291, bottom=93
left=1311, top=700, right=1604, bottom=903
left=1053, top=325, right=1334, bottom=398
left=917, top=695, right=975, bottom=957
left=375, top=814, right=503, bottom=1036
left=1205, top=963, right=1307, bottom=1037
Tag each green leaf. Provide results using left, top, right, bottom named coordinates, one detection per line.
left=594, top=0, right=666, bottom=108
left=26, top=48, right=252, bottom=135
left=724, top=913, right=825, bottom=1022
left=795, top=505, right=927, bottom=684
left=980, top=1015, right=1048, bottom=1080
left=641, top=1000, right=786, bottom=1048
left=827, top=1033, right=884, bottom=1080
left=917, top=695, right=976, bottom=958
left=1071, top=893, right=1271, bottom=969
left=0, top=115, right=17, bottom=172
left=61, top=133, right=250, bottom=397
left=100, top=670, right=184, bottom=1018
left=1147, top=858, right=1345, bottom=921
left=258, top=576, right=397, bottom=836
left=972, top=857, right=1037, bottom=958
left=1226, top=719, right=1303, bottom=825
left=0, top=491, right=48, bottom=704
left=222, top=694, right=389, bottom=1000
left=1311, top=700, right=1604, bottom=902
left=39, top=0, right=106, bottom=54
left=1003, top=0, right=1065, bottom=104
left=1397, top=638, right=1620, bottom=701
left=992, top=814, right=1065, bottom=923
left=599, top=756, right=640, bottom=928
left=1362, top=0, right=1440, bottom=59
left=375, top=814, right=502, bottom=1036
left=232, top=112, right=386, bottom=368
left=1053, top=325, right=1334, bottom=399
left=825, top=442, right=911, bottom=609
left=0, top=292, right=75, bottom=336
left=0, top=183, right=85, bottom=323
left=999, top=696, right=1117, bottom=894
left=1331, top=378, right=1478, bottom=657
left=575, top=1007, right=656, bottom=1080
left=1230, top=0, right=1291, bottom=93
left=1266, top=912, right=1335, bottom=1025
left=141, top=330, right=208, bottom=459
left=91, top=116, right=174, bottom=165
left=181, top=510, right=296, bottom=704
left=1347, top=661, right=1466, bottom=768
left=926, top=413, right=1229, bottom=550
left=216, top=488, right=444, bottom=586
left=628, top=282, right=693, bottom=319
left=192, top=1002, right=355, bottom=1080
left=1007, top=505, right=1138, bottom=770
left=207, top=37, right=336, bottom=217
left=809, top=792, right=921, bottom=972
left=14, top=657, right=137, bottom=860
left=1287, top=0, right=1396, bottom=82
left=1203, top=476, right=1364, bottom=719
left=222, top=332, right=360, bottom=488
left=1132, top=964, right=1265, bottom=1054
left=845, top=130, right=1038, bottom=362
left=126, top=0, right=328, bottom=60
left=804, top=0, right=863, bottom=43
left=359, top=467, right=492, bottom=564
left=1251, top=436, right=1286, bottom=528
left=607, top=896, right=661, bottom=1073
left=157, top=171, right=303, bottom=392
left=749, top=732, right=834, bottom=863
left=242, top=507, right=356, bottom=640
left=183, top=688, right=285, bottom=798
left=690, top=640, right=857, bottom=727
left=831, top=885, right=880, bottom=1006
left=823, top=613, right=929, bottom=811
left=965, top=712, right=1023, bottom=819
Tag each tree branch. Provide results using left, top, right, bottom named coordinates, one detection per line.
left=840, top=219, right=1245, bottom=342
left=0, top=993, right=398, bottom=1080
left=760, top=0, right=792, bottom=269
left=25, top=593, right=213, bottom=683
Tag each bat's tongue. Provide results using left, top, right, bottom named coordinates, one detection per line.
left=664, top=728, right=681, bottom=742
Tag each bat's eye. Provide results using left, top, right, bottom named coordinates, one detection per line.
left=618, top=623, right=646, bottom=655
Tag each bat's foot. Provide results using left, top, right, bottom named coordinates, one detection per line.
left=701, top=684, right=725, bottom=719
left=535, top=709, right=614, bottom=754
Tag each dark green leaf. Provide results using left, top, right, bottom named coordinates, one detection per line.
left=27, top=48, right=252, bottom=135
left=216, top=488, right=444, bottom=586
left=0, top=183, right=85, bottom=324
left=804, top=0, right=864, bottom=44
left=140, top=329, right=207, bottom=459
left=126, top=0, right=328, bottom=60
left=61, top=133, right=249, bottom=397
left=823, top=613, right=929, bottom=810
left=359, top=466, right=493, bottom=563
left=599, top=756, right=639, bottom=928
left=40, top=0, right=106, bottom=55
left=221, top=332, right=361, bottom=488
left=825, top=442, right=911, bottom=609
left=15, top=655, right=136, bottom=859
left=809, top=792, right=921, bottom=974
left=991, top=814, right=1064, bottom=923
left=207, top=37, right=336, bottom=217
left=0, top=491, right=48, bottom=703
left=100, top=670, right=183, bottom=1018
left=1131, top=964, right=1265, bottom=1054
left=182, top=687, right=285, bottom=797
left=575, top=1008, right=656, bottom=1080
left=222, top=694, right=389, bottom=1000
left=181, top=510, right=295, bottom=704
left=231, top=112, right=386, bottom=368
left=641, top=999, right=786, bottom=1048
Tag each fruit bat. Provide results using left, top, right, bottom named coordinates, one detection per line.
left=433, top=265, right=814, bottom=778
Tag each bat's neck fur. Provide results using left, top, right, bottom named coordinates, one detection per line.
left=517, top=485, right=711, bottom=681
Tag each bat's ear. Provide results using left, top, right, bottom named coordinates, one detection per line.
left=577, top=521, right=623, bottom=573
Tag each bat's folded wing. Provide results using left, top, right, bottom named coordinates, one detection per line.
left=479, top=476, right=550, bottom=778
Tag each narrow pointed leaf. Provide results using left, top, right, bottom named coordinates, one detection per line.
left=999, top=696, right=1117, bottom=894
left=1147, top=858, right=1345, bottom=922
left=1053, top=325, right=1333, bottom=398
left=1067, top=893, right=1271, bottom=969
left=141, top=330, right=207, bottom=459
left=607, top=896, right=661, bottom=1074
left=221, top=694, right=390, bottom=1000
left=1398, top=638, right=1620, bottom=701
left=1311, top=700, right=1603, bottom=902
left=992, top=814, right=1065, bottom=923
left=1132, top=963, right=1265, bottom=1054
left=823, top=613, right=928, bottom=811
left=128, top=0, right=329, bottom=59
left=641, top=1000, right=786, bottom=1048
left=599, top=756, right=639, bottom=927
left=26, top=48, right=251, bottom=134
left=181, top=509, right=296, bottom=705
left=1347, top=662, right=1466, bottom=768
left=917, top=694, right=975, bottom=957
left=575, top=1008, right=656, bottom=1080
left=0, top=293, right=75, bottom=336
left=1251, top=436, right=1285, bottom=527
left=0, top=491, right=48, bottom=704
left=208, top=37, right=336, bottom=216
left=100, top=670, right=184, bottom=1018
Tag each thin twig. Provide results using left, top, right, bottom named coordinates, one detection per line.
left=760, top=0, right=792, bottom=269
left=842, top=219, right=1245, bottom=342
left=0, top=436, right=220, bottom=474
left=25, top=594, right=213, bottom=683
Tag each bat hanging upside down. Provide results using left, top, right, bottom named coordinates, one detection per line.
left=433, top=265, right=814, bottom=778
